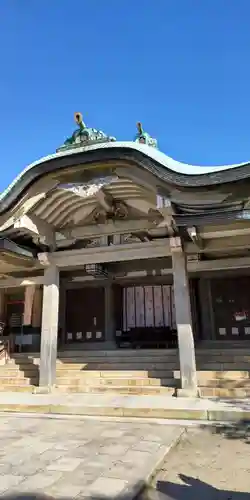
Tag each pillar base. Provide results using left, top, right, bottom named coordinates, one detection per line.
left=176, top=388, right=200, bottom=398
left=33, top=386, right=54, bottom=394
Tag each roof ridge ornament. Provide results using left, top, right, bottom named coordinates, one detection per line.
left=57, top=112, right=116, bottom=152
left=134, top=122, right=158, bottom=148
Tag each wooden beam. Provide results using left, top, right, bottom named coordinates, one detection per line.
left=38, top=239, right=170, bottom=268
left=95, top=189, right=114, bottom=213
left=200, top=227, right=250, bottom=239
left=0, top=276, right=45, bottom=288
left=188, top=256, right=250, bottom=273
left=60, top=218, right=158, bottom=240
left=186, top=234, right=250, bottom=254
left=14, top=214, right=56, bottom=249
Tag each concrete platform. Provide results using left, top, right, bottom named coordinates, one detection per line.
left=0, top=392, right=249, bottom=422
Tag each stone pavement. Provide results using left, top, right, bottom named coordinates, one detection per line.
left=0, top=392, right=249, bottom=422
left=141, top=426, right=250, bottom=499
left=0, top=414, right=183, bottom=499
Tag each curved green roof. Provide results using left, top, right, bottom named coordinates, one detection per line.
left=1, top=141, right=250, bottom=216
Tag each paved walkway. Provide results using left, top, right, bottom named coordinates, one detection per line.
left=0, top=415, right=182, bottom=499
left=0, top=392, right=249, bottom=422
left=142, top=426, right=250, bottom=499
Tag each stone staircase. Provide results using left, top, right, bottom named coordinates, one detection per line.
left=196, top=346, right=250, bottom=398
left=0, top=345, right=249, bottom=398
left=55, top=350, right=179, bottom=395
left=0, top=355, right=39, bottom=392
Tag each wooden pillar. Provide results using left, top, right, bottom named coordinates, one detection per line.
left=0, top=291, right=5, bottom=322
left=31, top=287, right=43, bottom=328
left=23, top=286, right=36, bottom=326
left=39, top=265, right=59, bottom=388
left=170, top=237, right=198, bottom=396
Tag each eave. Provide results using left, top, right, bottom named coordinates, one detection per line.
left=0, top=238, right=38, bottom=274
left=1, top=141, right=250, bottom=217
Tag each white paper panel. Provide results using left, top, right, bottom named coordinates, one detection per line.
left=144, top=286, right=154, bottom=327
left=171, top=287, right=176, bottom=329
left=154, top=286, right=164, bottom=327
left=219, top=327, right=226, bottom=336
left=232, top=327, right=239, bottom=335
left=123, top=285, right=175, bottom=329
left=163, top=285, right=171, bottom=327
left=135, top=286, right=145, bottom=327
left=123, top=288, right=127, bottom=331
left=127, top=287, right=135, bottom=328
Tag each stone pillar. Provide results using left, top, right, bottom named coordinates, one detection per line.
left=170, top=237, right=198, bottom=396
left=104, top=284, right=116, bottom=349
left=39, top=265, right=59, bottom=388
left=23, top=286, right=36, bottom=325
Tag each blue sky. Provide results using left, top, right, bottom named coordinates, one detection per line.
left=0, top=1, right=249, bottom=190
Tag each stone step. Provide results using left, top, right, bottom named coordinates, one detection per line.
left=198, top=370, right=250, bottom=380
left=196, top=356, right=250, bottom=362
left=55, top=376, right=175, bottom=387
left=56, top=358, right=179, bottom=367
left=58, top=349, right=178, bottom=358
left=0, top=377, right=38, bottom=386
left=175, top=370, right=250, bottom=381
left=55, top=385, right=176, bottom=395
left=0, top=385, right=35, bottom=393
left=56, top=361, right=178, bottom=369
left=56, top=369, right=174, bottom=378
left=197, top=363, right=250, bottom=370
left=7, top=362, right=39, bottom=370
left=200, top=387, right=250, bottom=398
left=0, top=369, right=38, bottom=376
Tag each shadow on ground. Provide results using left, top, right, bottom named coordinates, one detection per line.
left=201, top=419, right=250, bottom=444
left=152, top=474, right=249, bottom=499
left=1, top=475, right=249, bottom=499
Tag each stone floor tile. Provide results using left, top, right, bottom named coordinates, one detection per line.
left=122, top=450, right=151, bottom=464
left=47, top=457, right=84, bottom=472
left=88, top=476, right=128, bottom=497
left=106, top=462, right=143, bottom=480
left=100, top=429, right=126, bottom=439
left=99, top=444, right=129, bottom=456
left=0, top=474, right=24, bottom=493
left=45, top=483, right=83, bottom=498
left=10, top=460, right=43, bottom=476
left=38, top=449, right=64, bottom=464
left=19, top=472, right=63, bottom=491
left=143, top=434, right=164, bottom=443
left=132, top=440, right=162, bottom=453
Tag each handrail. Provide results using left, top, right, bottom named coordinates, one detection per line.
left=0, top=339, right=10, bottom=364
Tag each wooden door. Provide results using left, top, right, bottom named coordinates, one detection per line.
left=211, top=277, right=250, bottom=339
left=66, top=287, right=105, bottom=343
left=6, top=301, right=24, bottom=333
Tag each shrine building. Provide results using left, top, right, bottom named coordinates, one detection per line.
left=0, top=113, right=250, bottom=397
